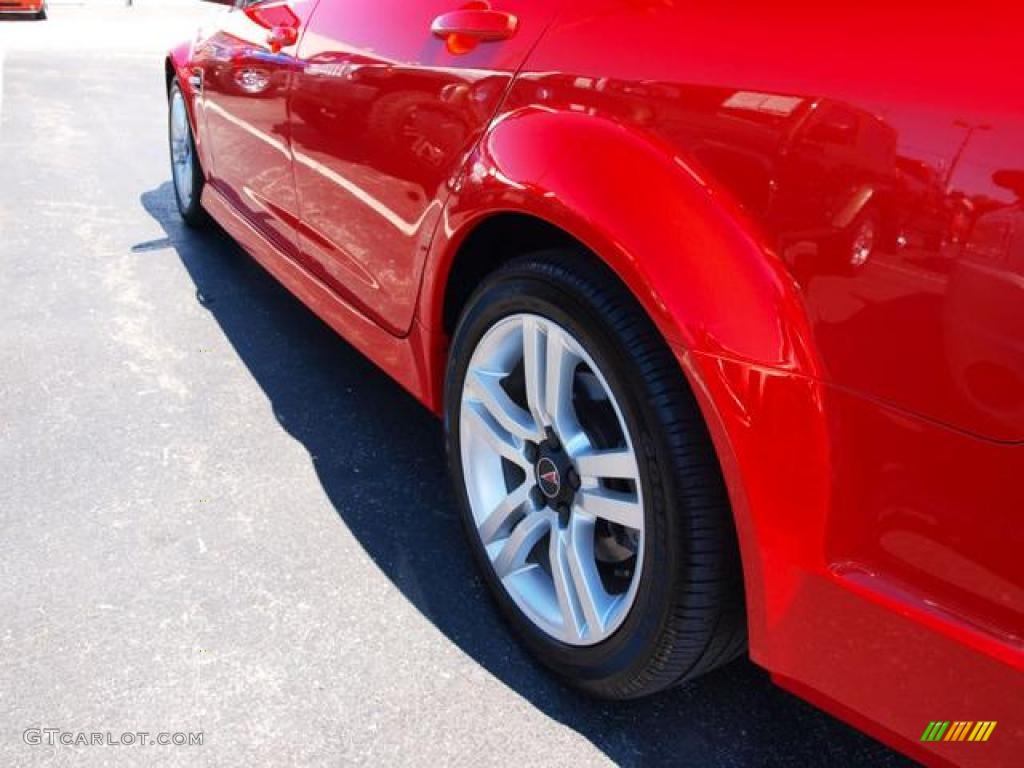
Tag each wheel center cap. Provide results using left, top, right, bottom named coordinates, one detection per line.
left=534, top=440, right=578, bottom=510
left=536, top=457, right=561, bottom=498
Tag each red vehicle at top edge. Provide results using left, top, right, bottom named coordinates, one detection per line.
left=0, top=0, right=47, bottom=19
left=166, top=1, right=1023, bottom=764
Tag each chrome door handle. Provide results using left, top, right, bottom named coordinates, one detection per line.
left=431, top=8, right=518, bottom=42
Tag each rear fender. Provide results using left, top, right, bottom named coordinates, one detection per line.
left=421, top=107, right=819, bottom=375
left=417, top=107, right=831, bottom=655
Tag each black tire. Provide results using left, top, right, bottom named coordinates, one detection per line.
left=167, top=79, right=208, bottom=228
left=36, top=6, right=47, bottom=20
left=445, top=250, right=746, bottom=699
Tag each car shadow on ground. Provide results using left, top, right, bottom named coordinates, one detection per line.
left=140, top=182, right=909, bottom=768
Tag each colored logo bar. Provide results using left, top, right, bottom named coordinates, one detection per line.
left=921, top=721, right=997, bottom=742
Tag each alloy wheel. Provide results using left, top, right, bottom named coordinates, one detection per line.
left=459, top=313, right=645, bottom=646
left=169, top=88, right=194, bottom=212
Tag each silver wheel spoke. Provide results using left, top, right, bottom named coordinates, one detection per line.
left=544, top=326, right=583, bottom=446
left=478, top=482, right=534, bottom=545
left=179, top=159, right=192, bottom=205
left=551, top=521, right=607, bottom=641
left=467, top=369, right=542, bottom=443
left=550, top=530, right=583, bottom=640
left=521, top=316, right=548, bottom=431
left=575, top=448, right=639, bottom=483
left=493, top=511, right=550, bottom=578
left=174, top=101, right=186, bottom=137
left=578, top=488, right=643, bottom=530
left=463, top=401, right=530, bottom=470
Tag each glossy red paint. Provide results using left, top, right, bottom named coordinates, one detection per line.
left=0, top=0, right=44, bottom=13
left=169, top=1, right=1023, bottom=763
left=286, top=0, right=561, bottom=334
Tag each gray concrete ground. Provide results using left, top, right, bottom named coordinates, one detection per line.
left=0, top=5, right=912, bottom=767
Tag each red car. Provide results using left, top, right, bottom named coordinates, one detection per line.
left=167, top=2, right=1022, bottom=764
left=0, top=0, right=46, bottom=19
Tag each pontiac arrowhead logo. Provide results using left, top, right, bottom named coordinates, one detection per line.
left=536, top=457, right=561, bottom=498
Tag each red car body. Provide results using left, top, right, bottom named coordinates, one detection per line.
left=168, top=1, right=1022, bottom=764
left=0, top=0, right=44, bottom=15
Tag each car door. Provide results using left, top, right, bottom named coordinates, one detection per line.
left=194, top=0, right=319, bottom=258
left=287, top=0, right=567, bottom=335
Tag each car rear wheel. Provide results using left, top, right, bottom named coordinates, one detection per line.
left=168, top=79, right=207, bottom=228
left=445, top=251, right=746, bottom=698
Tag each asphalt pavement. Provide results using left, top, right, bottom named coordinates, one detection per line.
left=0, top=6, right=913, bottom=767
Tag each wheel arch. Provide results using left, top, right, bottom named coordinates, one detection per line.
left=421, top=107, right=820, bottom=376
left=417, top=107, right=832, bottom=657
left=165, top=41, right=194, bottom=97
